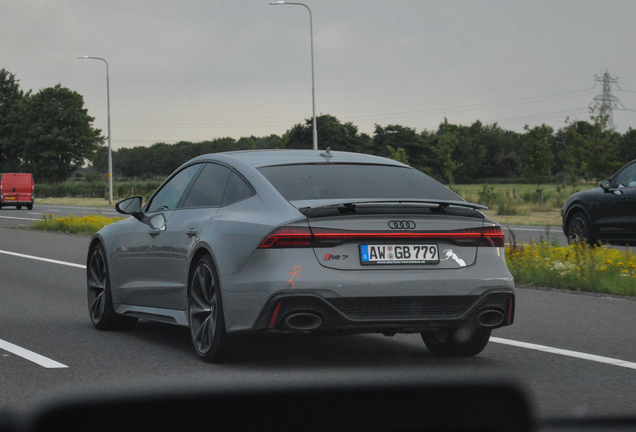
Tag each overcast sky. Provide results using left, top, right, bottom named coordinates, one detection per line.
left=2, top=0, right=636, bottom=149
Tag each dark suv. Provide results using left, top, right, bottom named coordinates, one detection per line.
left=562, top=160, right=636, bottom=245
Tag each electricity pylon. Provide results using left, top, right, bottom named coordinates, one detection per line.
left=591, top=70, right=625, bottom=130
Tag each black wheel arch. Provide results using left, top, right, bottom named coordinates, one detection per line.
left=564, top=206, right=598, bottom=245
left=564, top=203, right=593, bottom=233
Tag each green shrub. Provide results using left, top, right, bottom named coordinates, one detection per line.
left=476, top=185, right=500, bottom=207
left=506, top=240, right=636, bottom=296
left=33, top=214, right=123, bottom=235
left=497, top=197, right=528, bottom=216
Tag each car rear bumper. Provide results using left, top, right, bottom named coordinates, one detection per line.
left=252, top=288, right=514, bottom=334
left=221, top=246, right=514, bottom=333
left=1, top=195, right=33, bottom=203
left=0, top=200, right=33, bottom=206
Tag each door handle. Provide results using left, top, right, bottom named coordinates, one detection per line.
left=186, top=228, right=198, bottom=238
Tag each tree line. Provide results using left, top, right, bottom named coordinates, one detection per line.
left=0, top=69, right=102, bottom=182
left=2, top=67, right=636, bottom=186
left=96, top=112, right=636, bottom=189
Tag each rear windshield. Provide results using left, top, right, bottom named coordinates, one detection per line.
left=258, top=163, right=460, bottom=202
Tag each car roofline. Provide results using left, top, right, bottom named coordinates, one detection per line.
left=185, top=150, right=410, bottom=169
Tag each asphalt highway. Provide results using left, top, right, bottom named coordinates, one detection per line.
left=1, top=208, right=635, bottom=421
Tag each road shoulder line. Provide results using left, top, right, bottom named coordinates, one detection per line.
left=516, top=285, right=636, bottom=302
left=491, top=337, right=636, bottom=370
left=0, top=249, right=86, bottom=269
left=0, top=339, right=68, bottom=369
left=0, top=215, right=40, bottom=221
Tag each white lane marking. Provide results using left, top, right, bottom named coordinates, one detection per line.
left=0, top=338, right=68, bottom=368
left=0, top=215, right=40, bottom=221
left=0, top=250, right=86, bottom=269
left=491, top=337, right=636, bottom=370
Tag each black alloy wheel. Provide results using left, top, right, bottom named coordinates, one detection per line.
left=567, top=213, right=594, bottom=245
left=87, top=244, right=137, bottom=330
left=188, top=255, right=232, bottom=362
left=422, top=326, right=492, bottom=357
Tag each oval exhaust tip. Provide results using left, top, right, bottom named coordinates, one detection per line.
left=284, top=313, right=323, bottom=331
left=477, top=310, right=505, bottom=327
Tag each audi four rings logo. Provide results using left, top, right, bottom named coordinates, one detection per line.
left=388, top=220, right=416, bottom=229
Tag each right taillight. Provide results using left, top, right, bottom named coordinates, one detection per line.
left=258, top=226, right=313, bottom=249
left=480, top=226, right=505, bottom=247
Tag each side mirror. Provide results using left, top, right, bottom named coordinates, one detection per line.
left=600, top=180, right=611, bottom=190
left=115, top=196, right=143, bottom=215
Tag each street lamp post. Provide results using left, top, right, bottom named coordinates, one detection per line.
left=270, top=1, right=318, bottom=151
left=78, top=56, right=113, bottom=204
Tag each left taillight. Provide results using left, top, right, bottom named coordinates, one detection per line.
left=258, top=226, right=313, bottom=249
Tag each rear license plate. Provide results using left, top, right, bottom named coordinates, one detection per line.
left=360, top=244, right=439, bottom=265
left=5, top=196, right=15, bottom=200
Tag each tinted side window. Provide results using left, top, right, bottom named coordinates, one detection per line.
left=614, top=163, right=636, bottom=188
left=147, top=165, right=201, bottom=212
left=182, top=163, right=231, bottom=208
left=222, top=172, right=253, bottom=205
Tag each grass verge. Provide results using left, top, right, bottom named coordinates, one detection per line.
left=35, top=197, right=114, bottom=207
left=32, top=214, right=124, bottom=235
left=482, top=209, right=562, bottom=226
left=506, top=240, right=636, bottom=297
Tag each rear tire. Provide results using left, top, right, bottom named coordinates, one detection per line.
left=422, top=326, right=492, bottom=357
left=567, top=212, right=595, bottom=245
left=188, top=255, right=233, bottom=363
left=27, top=203, right=33, bottom=210
left=87, top=244, right=138, bottom=330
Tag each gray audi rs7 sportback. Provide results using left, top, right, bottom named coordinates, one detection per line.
left=87, top=150, right=515, bottom=362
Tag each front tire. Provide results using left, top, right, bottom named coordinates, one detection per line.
left=188, top=255, right=232, bottom=363
left=422, top=326, right=492, bottom=357
left=567, top=212, right=594, bottom=245
left=87, top=244, right=137, bottom=330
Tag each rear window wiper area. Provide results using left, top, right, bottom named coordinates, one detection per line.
left=296, top=199, right=487, bottom=218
